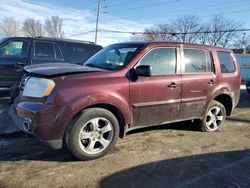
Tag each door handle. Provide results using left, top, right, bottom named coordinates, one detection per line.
left=208, top=80, right=215, bottom=85
left=167, top=82, right=177, bottom=88
left=17, top=61, right=27, bottom=66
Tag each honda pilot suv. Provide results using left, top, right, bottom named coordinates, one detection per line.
left=12, top=42, right=241, bottom=160
left=0, top=37, right=102, bottom=97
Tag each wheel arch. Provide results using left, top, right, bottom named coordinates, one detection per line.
left=213, top=94, right=233, bottom=116
left=87, top=103, right=127, bottom=138
left=65, top=103, right=127, bottom=141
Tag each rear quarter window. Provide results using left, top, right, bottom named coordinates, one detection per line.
left=217, top=51, right=235, bottom=73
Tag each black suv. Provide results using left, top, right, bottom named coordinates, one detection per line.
left=0, top=37, right=102, bottom=97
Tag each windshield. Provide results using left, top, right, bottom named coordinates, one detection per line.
left=84, top=43, right=145, bottom=70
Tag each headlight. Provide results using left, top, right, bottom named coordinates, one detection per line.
left=22, top=77, right=55, bottom=98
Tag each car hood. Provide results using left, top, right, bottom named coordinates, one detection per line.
left=24, top=63, right=107, bottom=77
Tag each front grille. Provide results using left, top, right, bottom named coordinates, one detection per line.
left=19, top=74, right=30, bottom=92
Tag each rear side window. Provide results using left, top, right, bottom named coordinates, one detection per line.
left=183, top=48, right=213, bottom=73
left=34, top=41, right=55, bottom=60
left=66, top=43, right=101, bottom=64
left=217, top=52, right=235, bottom=73
left=138, top=47, right=176, bottom=75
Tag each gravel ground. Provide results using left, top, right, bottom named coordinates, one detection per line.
left=0, top=89, right=249, bottom=188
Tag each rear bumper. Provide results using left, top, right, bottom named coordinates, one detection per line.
left=10, top=102, right=63, bottom=149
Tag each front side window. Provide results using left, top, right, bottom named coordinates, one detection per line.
left=0, top=40, right=29, bottom=57
left=183, top=48, right=213, bottom=73
left=34, top=41, right=55, bottom=60
left=138, top=47, right=176, bottom=75
left=217, top=51, right=235, bottom=73
left=84, top=44, right=144, bottom=70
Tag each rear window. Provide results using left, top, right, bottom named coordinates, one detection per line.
left=66, top=43, right=102, bottom=64
left=217, top=52, right=235, bottom=73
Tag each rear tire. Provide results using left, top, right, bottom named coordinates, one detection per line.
left=200, top=100, right=226, bottom=132
left=65, top=108, right=119, bottom=160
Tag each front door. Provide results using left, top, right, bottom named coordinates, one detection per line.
left=0, top=38, right=31, bottom=94
left=130, top=47, right=181, bottom=127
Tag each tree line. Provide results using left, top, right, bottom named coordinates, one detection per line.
left=0, top=14, right=249, bottom=51
left=132, top=14, right=250, bottom=50
left=0, top=16, right=64, bottom=38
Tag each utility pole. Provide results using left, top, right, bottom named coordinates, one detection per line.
left=95, top=0, right=101, bottom=44
left=242, top=32, right=246, bottom=54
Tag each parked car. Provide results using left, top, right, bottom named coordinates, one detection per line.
left=0, top=37, right=102, bottom=98
left=11, top=42, right=241, bottom=160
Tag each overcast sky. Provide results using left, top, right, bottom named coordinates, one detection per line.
left=0, top=0, right=249, bottom=46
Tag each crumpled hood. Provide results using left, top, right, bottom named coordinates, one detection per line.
left=24, top=63, right=107, bottom=77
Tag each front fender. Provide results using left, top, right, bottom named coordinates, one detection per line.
left=72, top=93, right=130, bottom=122
left=54, top=93, right=130, bottom=138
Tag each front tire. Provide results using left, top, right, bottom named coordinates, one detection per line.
left=66, top=108, right=119, bottom=160
left=201, top=100, right=226, bottom=132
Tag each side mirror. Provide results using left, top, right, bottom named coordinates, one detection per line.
left=135, top=65, right=152, bottom=77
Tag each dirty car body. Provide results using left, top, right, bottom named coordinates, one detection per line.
left=12, top=42, right=241, bottom=160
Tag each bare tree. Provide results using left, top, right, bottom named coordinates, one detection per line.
left=132, top=24, right=175, bottom=42
left=133, top=14, right=242, bottom=48
left=44, top=16, right=64, bottom=38
left=198, top=24, right=210, bottom=45
left=233, top=33, right=250, bottom=52
left=22, top=18, right=43, bottom=37
left=203, top=15, right=242, bottom=47
left=130, top=34, right=146, bottom=41
left=143, top=24, right=175, bottom=41
left=137, top=15, right=202, bottom=43
left=0, top=17, right=20, bottom=37
left=172, top=15, right=202, bottom=43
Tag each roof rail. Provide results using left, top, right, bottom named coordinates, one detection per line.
left=34, top=36, right=95, bottom=44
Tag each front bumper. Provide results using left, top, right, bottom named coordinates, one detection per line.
left=10, top=101, right=63, bottom=149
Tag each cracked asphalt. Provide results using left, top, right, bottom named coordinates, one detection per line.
left=0, top=88, right=249, bottom=188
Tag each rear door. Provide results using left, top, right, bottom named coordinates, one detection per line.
left=130, top=46, right=182, bottom=127
left=0, top=38, right=31, bottom=90
left=179, top=47, right=216, bottom=119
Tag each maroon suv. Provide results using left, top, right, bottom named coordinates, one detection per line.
left=12, top=42, right=241, bottom=160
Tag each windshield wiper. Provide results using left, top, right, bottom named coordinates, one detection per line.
left=85, top=63, right=104, bottom=69
left=85, top=63, right=97, bottom=67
